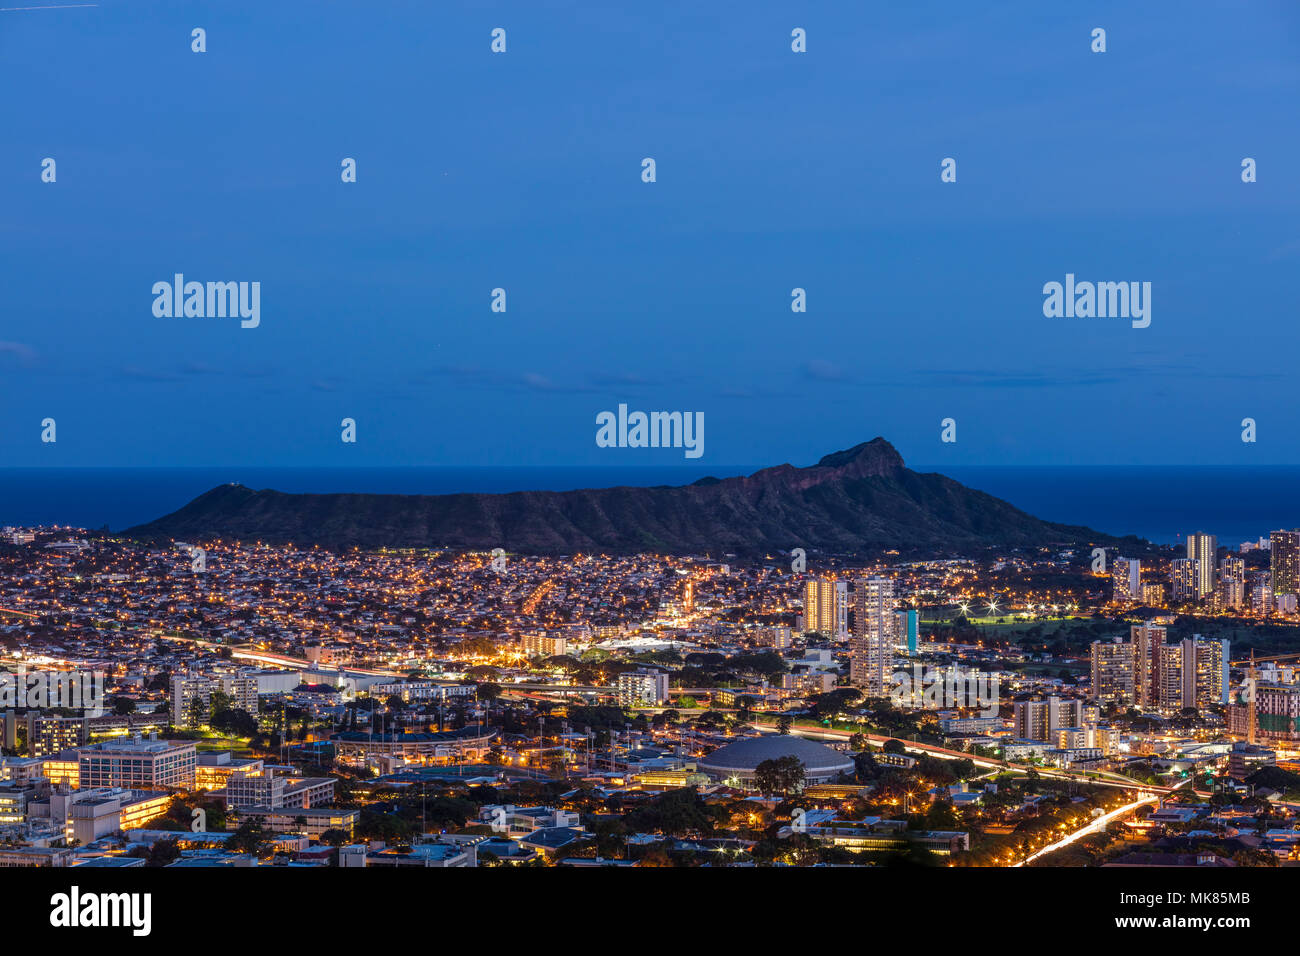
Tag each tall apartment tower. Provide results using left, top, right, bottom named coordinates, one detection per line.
left=1271, top=530, right=1300, bottom=598
left=1218, top=556, right=1246, bottom=609
left=803, top=578, right=849, bottom=639
left=1186, top=532, right=1218, bottom=600
left=1157, top=636, right=1229, bottom=711
left=897, top=608, right=919, bottom=655
left=171, top=674, right=217, bottom=730
left=850, top=576, right=897, bottom=695
left=1171, top=558, right=1199, bottom=604
left=1157, top=643, right=1185, bottom=711
left=1112, top=558, right=1140, bottom=602
left=1131, top=623, right=1167, bottom=708
left=1186, top=636, right=1229, bottom=708
left=1250, top=572, right=1274, bottom=614
left=1090, top=639, right=1135, bottom=703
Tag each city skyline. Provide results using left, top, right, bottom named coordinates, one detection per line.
left=0, top=0, right=1293, bottom=924
left=2, top=518, right=1300, bottom=875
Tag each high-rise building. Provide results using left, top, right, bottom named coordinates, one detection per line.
left=171, top=674, right=216, bottom=730
left=1185, top=636, right=1229, bottom=708
left=223, top=674, right=260, bottom=715
left=803, top=578, right=849, bottom=639
left=24, top=714, right=88, bottom=758
left=1271, top=530, right=1300, bottom=598
left=171, top=672, right=260, bottom=729
left=1157, top=643, right=1184, bottom=711
left=897, top=608, right=919, bottom=655
left=1251, top=574, right=1274, bottom=614
left=1112, top=558, right=1140, bottom=602
left=1229, top=683, right=1300, bottom=743
left=1171, top=558, right=1199, bottom=604
left=1090, top=639, right=1134, bottom=703
left=1218, top=556, right=1246, bottom=609
left=1186, top=533, right=1217, bottom=599
left=617, top=670, right=669, bottom=707
left=1090, top=626, right=1225, bottom=713
left=1014, top=697, right=1090, bottom=741
left=850, top=577, right=896, bottom=694
left=1131, top=623, right=1166, bottom=708
left=1154, top=635, right=1229, bottom=712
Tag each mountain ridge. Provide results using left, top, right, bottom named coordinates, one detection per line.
left=122, top=438, right=1128, bottom=554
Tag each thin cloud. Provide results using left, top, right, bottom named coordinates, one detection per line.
left=0, top=341, right=37, bottom=365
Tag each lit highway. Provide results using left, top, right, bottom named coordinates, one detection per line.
left=1014, top=776, right=1193, bottom=866
left=752, top=721, right=1179, bottom=794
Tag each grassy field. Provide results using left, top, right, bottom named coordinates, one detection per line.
left=193, top=735, right=254, bottom=755
left=937, top=614, right=1093, bottom=628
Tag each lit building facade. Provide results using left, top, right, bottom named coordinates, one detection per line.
left=77, top=737, right=196, bottom=790
left=617, top=670, right=669, bottom=707
left=1187, top=532, right=1218, bottom=600
left=803, top=578, right=849, bottom=639
left=1090, top=639, right=1134, bottom=703
left=1171, top=558, right=1198, bottom=604
left=1272, top=530, right=1300, bottom=597
left=1112, top=558, right=1140, bottom=602
left=1218, top=556, right=1246, bottom=609
left=850, top=577, right=896, bottom=695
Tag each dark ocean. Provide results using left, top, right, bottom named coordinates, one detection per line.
left=937, top=466, right=1297, bottom=548
left=0, top=465, right=1295, bottom=548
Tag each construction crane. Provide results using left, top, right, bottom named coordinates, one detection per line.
left=1230, top=650, right=1300, bottom=667
left=1226, top=650, right=1271, bottom=745
left=1249, top=649, right=1256, bottom=746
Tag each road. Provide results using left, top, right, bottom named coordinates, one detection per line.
left=1014, top=776, right=1193, bottom=866
left=751, top=721, right=1180, bottom=794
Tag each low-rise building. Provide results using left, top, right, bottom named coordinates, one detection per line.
left=223, top=769, right=335, bottom=810
left=235, top=806, right=359, bottom=838
left=78, top=736, right=196, bottom=790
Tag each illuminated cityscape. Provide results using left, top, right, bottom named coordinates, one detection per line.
left=1, top=524, right=1299, bottom=870
left=1, top=0, right=1290, bottom=936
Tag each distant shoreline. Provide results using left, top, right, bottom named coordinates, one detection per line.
left=0, top=464, right=1294, bottom=548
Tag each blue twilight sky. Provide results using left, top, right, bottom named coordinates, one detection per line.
left=1, top=0, right=1298, bottom=469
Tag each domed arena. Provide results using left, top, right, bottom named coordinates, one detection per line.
left=697, top=734, right=855, bottom=789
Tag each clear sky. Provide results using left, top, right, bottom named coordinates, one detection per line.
left=2, top=0, right=1298, bottom=468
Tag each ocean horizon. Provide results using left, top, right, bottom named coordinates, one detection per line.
left=0, top=465, right=1294, bottom=549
